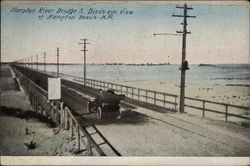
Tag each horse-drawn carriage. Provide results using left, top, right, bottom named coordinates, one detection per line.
left=87, top=89, right=125, bottom=120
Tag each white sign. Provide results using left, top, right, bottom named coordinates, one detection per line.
left=48, top=78, right=61, bottom=100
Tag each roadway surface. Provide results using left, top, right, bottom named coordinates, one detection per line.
left=59, top=77, right=250, bottom=156
left=1, top=65, right=20, bottom=92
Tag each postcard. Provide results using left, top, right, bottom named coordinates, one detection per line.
left=1, top=0, right=249, bottom=165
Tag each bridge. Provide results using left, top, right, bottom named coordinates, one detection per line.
left=2, top=64, right=250, bottom=156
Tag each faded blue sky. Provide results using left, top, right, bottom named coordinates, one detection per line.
left=1, top=1, right=249, bottom=64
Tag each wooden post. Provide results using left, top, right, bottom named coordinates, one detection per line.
left=225, top=105, right=228, bottom=121
left=36, top=97, right=39, bottom=112
left=70, top=119, right=73, bottom=140
left=64, top=108, right=69, bottom=130
left=120, top=86, right=122, bottom=94
left=43, top=108, right=47, bottom=117
left=60, top=102, right=64, bottom=125
left=32, top=95, right=35, bottom=111
left=34, top=98, right=37, bottom=112
left=163, top=94, right=166, bottom=107
left=87, top=138, right=92, bottom=155
left=77, top=125, right=81, bottom=151
left=138, top=89, right=140, bottom=101
left=174, top=97, right=177, bottom=111
left=52, top=106, right=55, bottom=121
left=30, top=94, right=33, bottom=110
left=146, top=91, right=148, bottom=102
left=38, top=105, right=42, bottom=114
left=132, top=88, right=134, bottom=99
left=51, top=103, right=55, bottom=120
left=126, top=87, right=128, bottom=96
left=55, top=111, right=60, bottom=125
left=154, top=92, right=156, bottom=105
left=202, top=101, right=205, bottom=117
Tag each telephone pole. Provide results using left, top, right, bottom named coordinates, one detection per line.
left=153, top=3, right=195, bottom=113
left=79, top=38, right=90, bottom=85
left=28, top=57, right=30, bottom=68
left=36, top=54, right=38, bottom=70
left=172, top=3, right=196, bottom=113
left=56, top=48, right=59, bottom=78
left=44, top=52, right=46, bottom=72
left=29, top=57, right=31, bottom=68
left=31, top=56, right=33, bottom=69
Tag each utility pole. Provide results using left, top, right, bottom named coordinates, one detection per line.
left=36, top=54, right=38, bottom=70
left=56, top=48, right=59, bottom=78
left=31, top=56, right=33, bottom=69
left=153, top=3, right=195, bottom=113
left=44, top=52, right=46, bottom=72
left=172, top=3, right=196, bottom=113
left=29, top=57, right=31, bottom=68
left=79, top=38, right=90, bottom=85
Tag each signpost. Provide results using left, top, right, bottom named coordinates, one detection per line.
left=48, top=78, right=61, bottom=100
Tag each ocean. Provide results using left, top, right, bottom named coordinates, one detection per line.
left=36, top=64, right=250, bottom=85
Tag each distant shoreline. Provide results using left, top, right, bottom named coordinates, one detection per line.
left=1, top=62, right=250, bottom=66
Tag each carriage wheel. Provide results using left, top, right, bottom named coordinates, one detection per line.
left=96, top=107, right=103, bottom=120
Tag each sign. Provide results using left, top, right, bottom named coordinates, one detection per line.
left=48, top=78, right=61, bottom=100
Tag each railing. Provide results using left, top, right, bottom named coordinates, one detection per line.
left=19, top=65, right=250, bottom=124
left=11, top=66, right=106, bottom=156
left=184, top=96, right=250, bottom=122
left=69, top=76, right=178, bottom=111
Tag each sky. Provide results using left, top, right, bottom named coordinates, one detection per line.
left=1, top=1, right=249, bottom=64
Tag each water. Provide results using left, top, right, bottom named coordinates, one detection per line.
left=35, top=64, right=250, bottom=85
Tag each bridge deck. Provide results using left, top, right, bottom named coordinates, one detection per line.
left=4, top=65, right=250, bottom=156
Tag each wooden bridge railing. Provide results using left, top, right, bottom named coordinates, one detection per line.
left=184, top=96, right=250, bottom=122
left=21, top=66, right=250, bottom=123
left=11, top=65, right=106, bottom=156
left=70, top=76, right=178, bottom=111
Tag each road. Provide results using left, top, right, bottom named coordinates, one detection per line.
left=60, top=78, right=250, bottom=156
left=1, top=65, right=20, bottom=92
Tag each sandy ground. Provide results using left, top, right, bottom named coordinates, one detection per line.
left=0, top=115, right=68, bottom=156
left=86, top=102, right=250, bottom=156
left=116, top=81, right=250, bottom=106
left=115, top=81, right=250, bottom=124
left=0, top=91, right=78, bottom=156
left=0, top=65, right=83, bottom=156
